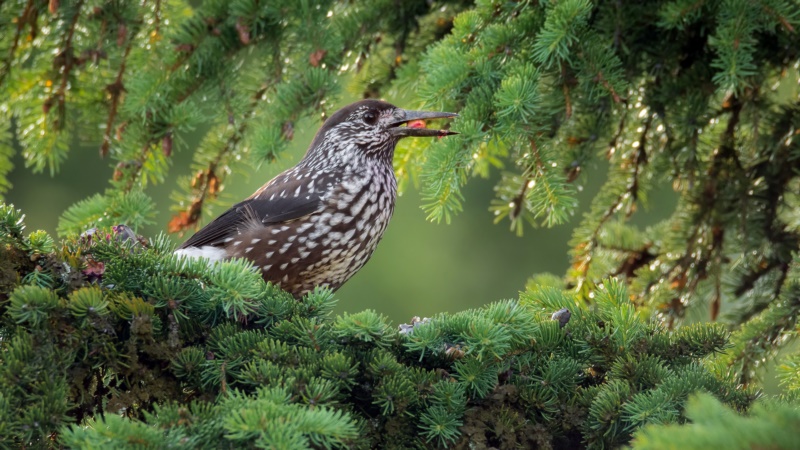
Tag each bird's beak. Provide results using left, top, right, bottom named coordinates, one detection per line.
left=388, top=108, right=458, bottom=138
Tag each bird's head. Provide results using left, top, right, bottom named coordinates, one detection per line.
left=304, top=99, right=457, bottom=165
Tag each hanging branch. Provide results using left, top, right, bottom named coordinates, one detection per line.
left=152, top=0, right=162, bottom=34
left=651, top=99, right=744, bottom=325
left=508, top=140, right=548, bottom=223
left=762, top=4, right=797, bottom=33
left=49, top=0, right=85, bottom=131
left=0, top=0, right=35, bottom=86
left=595, top=71, right=622, bottom=104
left=117, top=12, right=233, bottom=193
left=100, top=29, right=134, bottom=158
left=168, top=84, right=271, bottom=234
left=575, top=113, right=651, bottom=288
left=734, top=258, right=785, bottom=297
left=732, top=103, right=800, bottom=315
left=561, top=62, right=573, bottom=119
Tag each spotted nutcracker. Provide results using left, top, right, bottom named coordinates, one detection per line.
left=175, top=99, right=457, bottom=297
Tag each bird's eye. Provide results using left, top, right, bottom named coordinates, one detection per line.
left=363, top=110, right=378, bottom=125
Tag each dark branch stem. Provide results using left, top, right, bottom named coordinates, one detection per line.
left=762, top=4, right=796, bottom=33
left=655, top=99, right=744, bottom=324
left=153, top=0, right=162, bottom=34
left=561, top=63, right=572, bottom=119
left=607, top=111, right=627, bottom=156
left=0, top=0, right=34, bottom=86
left=511, top=140, right=545, bottom=222
left=596, top=71, right=621, bottom=104
left=576, top=113, right=651, bottom=284
left=101, top=33, right=134, bottom=158
left=53, top=0, right=85, bottom=131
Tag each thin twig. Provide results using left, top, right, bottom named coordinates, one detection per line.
left=55, top=1, right=85, bottom=101
left=576, top=114, right=651, bottom=285
left=101, top=33, right=134, bottom=157
left=0, top=0, right=34, bottom=86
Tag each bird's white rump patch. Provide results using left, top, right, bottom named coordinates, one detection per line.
left=174, top=246, right=227, bottom=262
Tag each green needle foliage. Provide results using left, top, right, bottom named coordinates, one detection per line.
left=3, top=0, right=800, bottom=448
left=631, top=392, right=800, bottom=450
left=0, top=208, right=760, bottom=448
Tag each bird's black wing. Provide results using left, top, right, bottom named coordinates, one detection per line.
left=178, top=169, right=336, bottom=249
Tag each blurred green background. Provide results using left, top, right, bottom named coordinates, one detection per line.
left=5, top=102, right=675, bottom=325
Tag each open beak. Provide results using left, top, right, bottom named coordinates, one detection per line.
left=388, top=108, right=458, bottom=138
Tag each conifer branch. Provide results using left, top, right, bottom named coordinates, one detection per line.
left=100, top=30, right=134, bottom=158
left=0, top=212, right=759, bottom=447
left=650, top=99, right=747, bottom=324
left=596, top=71, right=622, bottom=104
left=679, top=0, right=706, bottom=21
left=723, top=284, right=800, bottom=386
left=171, top=84, right=271, bottom=233
left=734, top=259, right=783, bottom=297
left=762, top=4, right=796, bottom=33
left=561, top=63, right=573, bottom=119
left=0, top=0, right=34, bottom=87
left=152, top=0, right=162, bottom=34
left=575, top=114, right=651, bottom=288
left=510, top=139, right=549, bottom=222
left=50, top=0, right=85, bottom=132
left=611, top=243, right=656, bottom=280
left=628, top=114, right=653, bottom=211
left=608, top=110, right=628, bottom=156
left=118, top=12, right=242, bottom=191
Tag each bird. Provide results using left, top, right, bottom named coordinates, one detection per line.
left=175, top=99, right=457, bottom=298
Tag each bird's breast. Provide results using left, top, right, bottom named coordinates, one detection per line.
left=298, top=167, right=397, bottom=292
